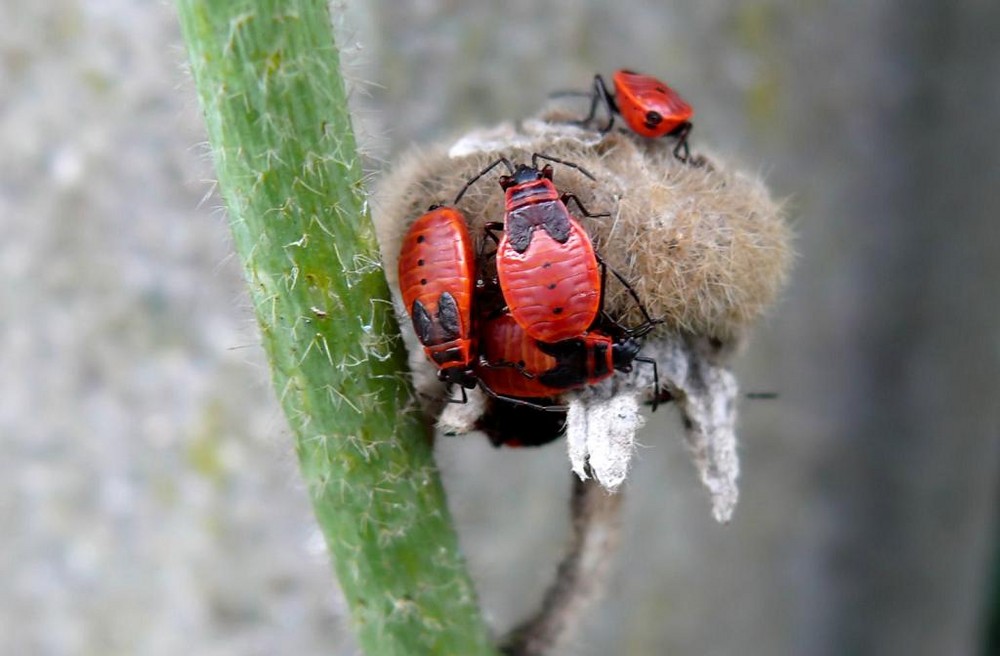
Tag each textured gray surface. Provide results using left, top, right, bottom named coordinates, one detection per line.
left=2, top=2, right=351, bottom=654
left=3, top=1, right=999, bottom=655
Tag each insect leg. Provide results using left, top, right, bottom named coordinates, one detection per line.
left=634, top=356, right=660, bottom=411
left=595, top=253, right=660, bottom=329
left=444, top=383, right=470, bottom=405
left=560, top=193, right=611, bottom=220
left=483, top=222, right=504, bottom=241
left=477, top=357, right=538, bottom=380
left=478, top=382, right=568, bottom=413
left=592, top=74, right=617, bottom=133
left=671, top=122, right=693, bottom=162
left=549, top=74, right=614, bottom=133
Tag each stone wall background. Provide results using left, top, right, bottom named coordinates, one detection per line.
left=3, top=1, right=998, bottom=654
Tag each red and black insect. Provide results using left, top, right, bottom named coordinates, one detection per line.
left=454, top=153, right=609, bottom=344
left=475, top=400, right=568, bottom=448
left=561, top=69, right=694, bottom=161
left=397, top=205, right=477, bottom=390
left=475, top=313, right=566, bottom=400
left=475, top=312, right=661, bottom=408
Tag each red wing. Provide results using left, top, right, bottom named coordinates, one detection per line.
left=398, top=207, right=475, bottom=348
left=476, top=314, right=562, bottom=398
left=613, top=70, right=693, bottom=137
left=496, top=222, right=600, bottom=343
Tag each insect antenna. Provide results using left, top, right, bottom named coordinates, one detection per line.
left=454, top=157, right=515, bottom=205
left=531, top=152, right=597, bottom=181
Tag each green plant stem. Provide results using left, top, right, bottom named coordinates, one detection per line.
left=176, top=1, right=496, bottom=653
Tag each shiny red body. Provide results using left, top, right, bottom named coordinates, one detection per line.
left=476, top=314, right=618, bottom=399
left=495, top=175, right=601, bottom=343
left=397, top=206, right=475, bottom=378
left=476, top=314, right=562, bottom=398
left=612, top=70, right=693, bottom=138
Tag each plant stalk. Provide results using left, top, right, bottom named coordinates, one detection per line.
left=176, top=1, right=496, bottom=653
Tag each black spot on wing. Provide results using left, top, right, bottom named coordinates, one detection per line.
left=536, top=338, right=582, bottom=358
left=437, top=292, right=461, bottom=340
left=536, top=339, right=589, bottom=387
left=411, top=300, right=434, bottom=344
left=507, top=213, right=533, bottom=253
left=539, top=363, right=586, bottom=389
left=542, top=206, right=571, bottom=243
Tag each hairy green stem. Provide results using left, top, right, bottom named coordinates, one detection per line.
left=176, top=1, right=495, bottom=653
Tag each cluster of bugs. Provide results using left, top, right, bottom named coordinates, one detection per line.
left=397, top=70, right=695, bottom=446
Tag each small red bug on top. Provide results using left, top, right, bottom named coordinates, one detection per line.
left=397, top=205, right=477, bottom=391
left=562, top=69, right=694, bottom=161
left=454, top=153, right=609, bottom=344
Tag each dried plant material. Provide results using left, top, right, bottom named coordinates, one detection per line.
left=500, top=476, right=623, bottom=656
left=566, top=401, right=590, bottom=481
left=437, top=386, right=487, bottom=436
left=678, top=359, right=740, bottom=523
left=620, top=335, right=742, bottom=522
left=565, top=393, right=644, bottom=491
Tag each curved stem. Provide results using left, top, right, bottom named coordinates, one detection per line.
left=500, top=476, right=624, bottom=656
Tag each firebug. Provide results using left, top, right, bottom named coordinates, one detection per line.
left=397, top=205, right=478, bottom=391
left=561, top=69, right=694, bottom=161
left=454, top=153, right=608, bottom=344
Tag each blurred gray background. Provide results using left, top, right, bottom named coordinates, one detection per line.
left=3, top=1, right=999, bottom=654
